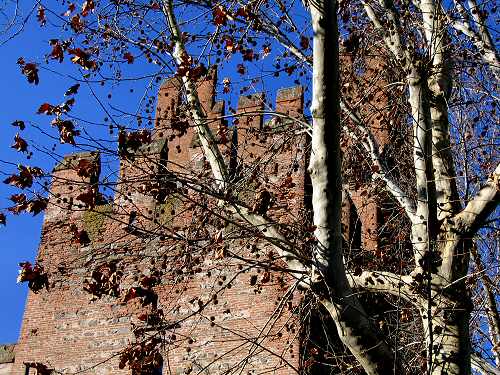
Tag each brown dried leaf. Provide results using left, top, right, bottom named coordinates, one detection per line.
left=123, top=52, right=134, bottom=64
left=11, top=133, right=28, bottom=153
left=75, top=158, right=98, bottom=178
left=65, top=84, right=80, bottom=96
left=26, top=198, right=48, bottom=216
left=212, top=5, right=228, bottom=26
left=11, top=120, right=26, bottom=130
left=50, top=43, right=64, bottom=63
left=37, top=103, right=56, bottom=115
left=68, top=48, right=97, bottom=70
left=70, top=14, right=85, bottom=32
left=37, top=6, right=46, bottom=26
left=20, top=63, right=39, bottom=85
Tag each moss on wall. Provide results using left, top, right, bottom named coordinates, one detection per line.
left=82, top=204, right=112, bottom=241
left=157, top=195, right=182, bottom=226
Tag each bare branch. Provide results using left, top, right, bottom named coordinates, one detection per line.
left=362, top=0, right=411, bottom=64
left=472, top=246, right=500, bottom=364
left=408, top=67, right=434, bottom=264
left=227, top=204, right=309, bottom=280
left=308, top=1, right=399, bottom=373
left=341, top=101, right=417, bottom=222
left=471, top=354, right=500, bottom=375
left=453, top=163, right=500, bottom=235
left=450, top=0, right=500, bottom=81
left=163, top=0, right=228, bottom=188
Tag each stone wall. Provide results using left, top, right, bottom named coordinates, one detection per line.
left=0, top=345, right=15, bottom=375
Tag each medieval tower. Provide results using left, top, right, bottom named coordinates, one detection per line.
left=9, top=65, right=388, bottom=374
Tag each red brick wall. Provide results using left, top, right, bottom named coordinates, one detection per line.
left=14, top=70, right=384, bottom=375
left=340, top=51, right=391, bottom=254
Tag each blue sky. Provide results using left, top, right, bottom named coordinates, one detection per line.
left=0, top=11, right=53, bottom=343
left=0, top=7, right=66, bottom=343
left=0, top=3, right=124, bottom=342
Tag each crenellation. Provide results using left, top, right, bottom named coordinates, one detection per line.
left=53, top=151, right=100, bottom=174
left=237, top=92, right=265, bottom=109
left=112, top=137, right=169, bottom=235
left=276, top=86, right=303, bottom=116
left=156, top=77, right=183, bottom=123
left=236, top=93, right=265, bottom=129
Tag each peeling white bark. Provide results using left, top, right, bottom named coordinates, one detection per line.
left=420, top=0, right=462, bottom=223
left=454, top=163, right=500, bottom=232
left=320, top=298, right=394, bottom=375
left=420, top=297, right=471, bottom=375
left=308, top=2, right=398, bottom=373
left=435, top=162, right=499, bottom=284
left=435, top=164, right=499, bottom=282
left=407, top=66, right=433, bottom=266
left=362, top=0, right=410, bottom=64
left=363, top=0, right=433, bottom=266
left=348, top=270, right=419, bottom=305
left=425, top=165, right=499, bottom=375
left=308, top=0, right=342, bottom=282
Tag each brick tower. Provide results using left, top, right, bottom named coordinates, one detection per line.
left=12, top=67, right=389, bottom=374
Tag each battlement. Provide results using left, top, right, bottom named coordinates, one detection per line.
left=53, top=152, right=100, bottom=173
left=41, top=69, right=384, bottom=249
left=42, top=71, right=306, bottom=221
left=276, top=86, right=303, bottom=116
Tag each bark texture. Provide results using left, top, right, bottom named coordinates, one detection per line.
left=308, top=1, right=399, bottom=373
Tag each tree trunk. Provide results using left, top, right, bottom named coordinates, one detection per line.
left=420, top=295, right=471, bottom=375
left=308, top=1, right=399, bottom=373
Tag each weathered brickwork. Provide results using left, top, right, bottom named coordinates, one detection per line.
left=13, top=68, right=385, bottom=374
left=0, top=345, right=15, bottom=375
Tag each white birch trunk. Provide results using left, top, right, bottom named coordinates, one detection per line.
left=308, top=1, right=398, bottom=373
left=421, top=0, right=462, bottom=223
left=425, top=162, right=500, bottom=374
left=420, top=297, right=472, bottom=375
left=407, top=66, right=433, bottom=268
